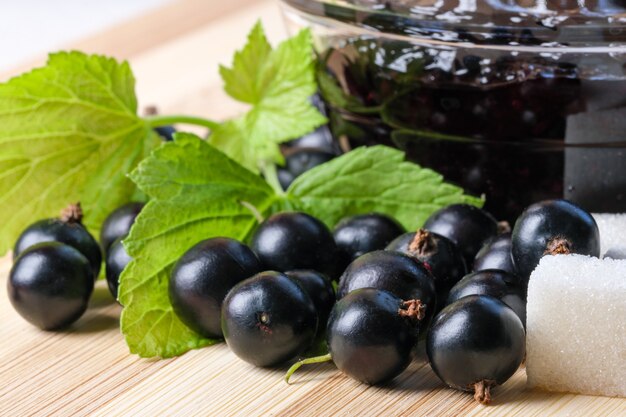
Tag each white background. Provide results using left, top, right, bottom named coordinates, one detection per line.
left=0, top=0, right=174, bottom=71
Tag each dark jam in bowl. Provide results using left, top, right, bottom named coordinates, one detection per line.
left=280, top=0, right=626, bottom=221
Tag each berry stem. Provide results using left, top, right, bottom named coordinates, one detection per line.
left=544, top=237, right=572, bottom=255
left=409, top=229, right=436, bottom=256
left=239, top=200, right=265, bottom=224
left=497, top=221, right=511, bottom=234
left=398, top=299, right=426, bottom=322
left=473, top=380, right=496, bottom=405
left=260, top=160, right=285, bottom=195
left=284, top=353, right=332, bottom=384
left=146, top=115, right=221, bottom=131
left=60, top=202, right=83, bottom=224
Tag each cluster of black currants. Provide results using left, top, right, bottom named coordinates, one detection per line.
left=286, top=204, right=529, bottom=404
left=7, top=202, right=143, bottom=330
left=177, top=199, right=600, bottom=405
left=165, top=204, right=519, bottom=403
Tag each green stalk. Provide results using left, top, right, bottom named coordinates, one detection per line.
left=284, top=353, right=332, bottom=384
left=146, top=115, right=221, bottom=130
left=260, top=160, right=284, bottom=195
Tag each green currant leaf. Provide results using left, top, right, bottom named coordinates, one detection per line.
left=0, top=51, right=158, bottom=254
left=287, top=145, right=484, bottom=229
left=210, top=23, right=327, bottom=173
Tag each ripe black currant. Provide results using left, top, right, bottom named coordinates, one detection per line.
left=286, top=288, right=424, bottom=385
left=511, top=199, right=600, bottom=280
left=14, top=203, right=102, bottom=279
left=473, top=233, right=517, bottom=275
left=169, top=237, right=263, bottom=338
left=424, top=204, right=498, bottom=265
left=8, top=242, right=94, bottom=330
left=285, top=270, right=335, bottom=332
left=105, top=237, right=132, bottom=300
left=333, top=213, right=405, bottom=265
left=250, top=212, right=337, bottom=276
left=221, top=271, right=318, bottom=367
left=100, top=202, right=144, bottom=252
left=447, top=269, right=526, bottom=324
left=427, top=295, right=525, bottom=404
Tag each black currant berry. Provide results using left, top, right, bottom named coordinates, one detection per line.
left=511, top=199, right=600, bottom=280
left=145, top=106, right=176, bottom=141
left=327, top=288, right=424, bottom=384
left=473, top=233, right=517, bottom=275
left=285, top=270, right=335, bottom=331
left=334, top=213, right=405, bottom=264
left=447, top=270, right=526, bottom=324
left=154, top=125, right=176, bottom=142
left=100, top=202, right=144, bottom=252
left=387, top=229, right=466, bottom=310
left=169, top=237, right=262, bottom=338
left=8, top=242, right=94, bottom=330
left=427, top=295, right=525, bottom=404
left=281, top=125, right=337, bottom=154
left=277, top=168, right=296, bottom=190
left=284, top=148, right=335, bottom=178
left=105, top=237, right=132, bottom=300
left=221, top=271, right=318, bottom=367
left=424, top=204, right=498, bottom=265
left=286, top=288, right=423, bottom=385
left=14, top=203, right=102, bottom=279
left=250, top=212, right=337, bottom=276
left=337, top=250, right=436, bottom=326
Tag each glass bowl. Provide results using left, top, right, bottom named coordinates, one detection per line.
left=280, top=0, right=626, bottom=221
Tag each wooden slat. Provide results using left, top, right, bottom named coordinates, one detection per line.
left=0, top=1, right=625, bottom=415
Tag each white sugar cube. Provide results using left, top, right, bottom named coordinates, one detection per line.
left=593, top=213, right=626, bottom=259
left=526, top=255, right=626, bottom=398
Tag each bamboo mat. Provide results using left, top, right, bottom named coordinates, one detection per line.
left=1, top=1, right=625, bottom=415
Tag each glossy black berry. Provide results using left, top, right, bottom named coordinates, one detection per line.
left=282, top=125, right=337, bottom=154
left=277, top=168, right=296, bottom=190
left=14, top=203, right=102, bottom=279
left=326, top=288, right=422, bottom=384
left=473, top=233, right=517, bottom=275
left=154, top=125, right=176, bottom=141
left=8, top=242, right=94, bottom=330
left=387, top=229, right=466, bottom=311
left=221, top=271, right=317, bottom=367
left=145, top=106, right=176, bottom=141
left=105, top=237, right=132, bottom=300
left=284, top=148, right=335, bottom=177
left=285, top=270, right=335, bottom=331
left=447, top=270, right=526, bottom=325
left=337, top=250, right=436, bottom=326
left=333, top=213, right=405, bottom=265
left=423, top=204, right=498, bottom=266
left=100, top=202, right=144, bottom=252
left=170, top=238, right=262, bottom=338
left=511, top=199, right=600, bottom=280
left=250, top=212, right=337, bottom=276
left=427, top=295, right=525, bottom=404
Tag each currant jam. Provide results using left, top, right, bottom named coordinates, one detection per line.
left=281, top=0, right=626, bottom=221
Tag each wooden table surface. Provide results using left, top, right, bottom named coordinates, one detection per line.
left=1, top=1, right=625, bottom=416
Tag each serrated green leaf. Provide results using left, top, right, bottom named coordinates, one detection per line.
left=210, top=24, right=327, bottom=173
left=219, top=22, right=272, bottom=104
left=0, top=51, right=158, bottom=254
left=119, top=133, right=284, bottom=358
left=287, top=145, right=483, bottom=229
